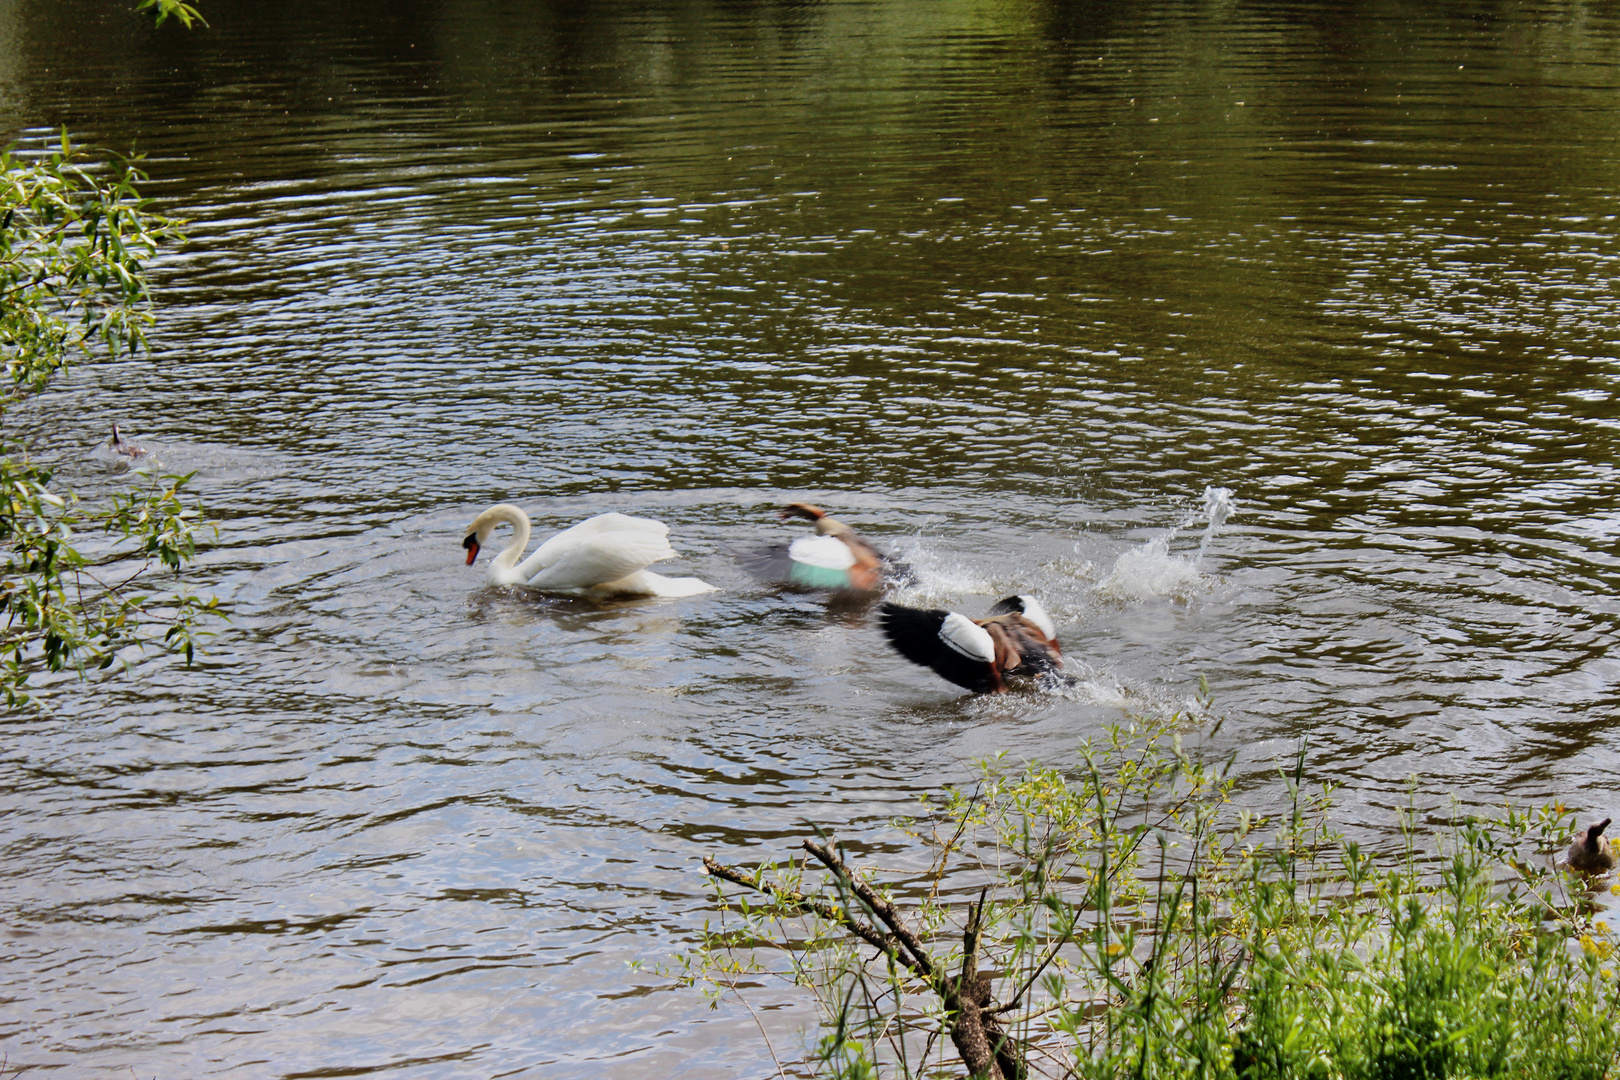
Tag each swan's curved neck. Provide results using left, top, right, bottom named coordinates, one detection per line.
left=477, top=504, right=532, bottom=582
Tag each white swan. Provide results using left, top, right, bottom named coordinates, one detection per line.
left=461, top=503, right=716, bottom=598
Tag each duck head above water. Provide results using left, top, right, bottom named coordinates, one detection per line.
left=109, top=423, right=145, bottom=458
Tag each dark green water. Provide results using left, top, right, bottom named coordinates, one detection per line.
left=3, top=0, right=1620, bottom=1075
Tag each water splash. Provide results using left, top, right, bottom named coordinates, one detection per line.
left=1035, top=661, right=1214, bottom=723
left=1098, top=486, right=1236, bottom=600
left=887, top=536, right=1000, bottom=606
left=1197, top=486, right=1234, bottom=563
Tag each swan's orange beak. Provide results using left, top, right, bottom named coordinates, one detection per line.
left=462, top=535, right=480, bottom=565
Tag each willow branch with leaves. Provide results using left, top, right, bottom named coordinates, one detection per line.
left=0, top=134, right=218, bottom=708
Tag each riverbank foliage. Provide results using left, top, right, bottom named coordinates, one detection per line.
left=135, top=0, right=205, bottom=28
left=689, top=719, right=1619, bottom=1079
left=0, top=136, right=216, bottom=707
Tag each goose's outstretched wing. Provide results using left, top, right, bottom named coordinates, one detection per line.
left=740, top=534, right=863, bottom=589
left=878, top=602, right=1001, bottom=693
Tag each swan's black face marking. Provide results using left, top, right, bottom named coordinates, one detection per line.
left=462, top=534, right=480, bottom=565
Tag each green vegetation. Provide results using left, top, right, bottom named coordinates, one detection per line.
left=0, top=135, right=216, bottom=707
left=135, top=0, right=206, bottom=29
left=689, top=717, right=1620, bottom=1079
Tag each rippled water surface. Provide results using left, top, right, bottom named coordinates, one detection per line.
left=5, top=0, right=1620, bottom=1075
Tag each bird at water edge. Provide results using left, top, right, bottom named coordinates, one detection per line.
left=1566, top=817, right=1617, bottom=875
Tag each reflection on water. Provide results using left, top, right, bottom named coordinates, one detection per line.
left=3, top=0, right=1620, bottom=1075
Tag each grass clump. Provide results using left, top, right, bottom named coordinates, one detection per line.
left=686, top=718, right=1620, bottom=1079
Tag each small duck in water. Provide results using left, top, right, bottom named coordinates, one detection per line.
left=109, top=423, right=145, bottom=458
left=1566, top=817, right=1617, bottom=875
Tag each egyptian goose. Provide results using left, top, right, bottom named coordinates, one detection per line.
left=879, top=595, right=1063, bottom=693
left=743, top=502, right=897, bottom=591
left=461, top=503, right=715, bottom=598
left=1566, top=818, right=1617, bottom=874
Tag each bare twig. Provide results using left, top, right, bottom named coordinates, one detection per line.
left=802, top=839, right=938, bottom=981
left=702, top=856, right=906, bottom=966
left=928, top=786, right=981, bottom=902
left=721, top=967, right=790, bottom=1080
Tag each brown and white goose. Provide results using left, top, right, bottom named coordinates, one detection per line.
left=1566, top=817, right=1617, bottom=875
left=879, top=595, right=1063, bottom=694
left=744, top=502, right=899, bottom=592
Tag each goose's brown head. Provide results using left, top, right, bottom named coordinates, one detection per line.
left=779, top=502, right=827, bottom=523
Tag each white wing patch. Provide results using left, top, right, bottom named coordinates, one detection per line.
left=939, top=612, right=995, bottom=662
left=788, top=534, right=857, bottom=570
left=1017, top=595, right=1057, bottom=639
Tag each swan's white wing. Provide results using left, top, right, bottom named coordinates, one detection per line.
left=537, top=512, right=668, bottom=553
left=521, top=530, right=677, bottom=591
left=588, top=570, right=716, bottom=598
left=519, top=513, right=671, bottom=578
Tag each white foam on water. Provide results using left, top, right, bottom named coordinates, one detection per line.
left=1037, top=660, right=1211, bottom=723
left=1050, top=670, right=1137, bottom=709
left=1097, top=485, right=1236, bottom=601
left=888, top=536, right=1000, bottom=606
